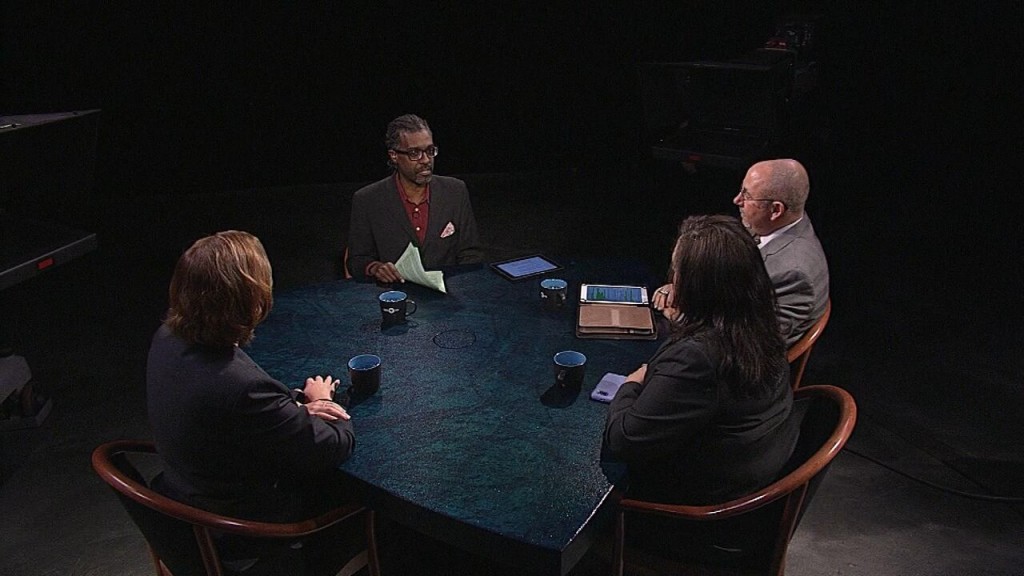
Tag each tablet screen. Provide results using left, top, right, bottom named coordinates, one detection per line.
left=580, top=284, right=649, bottom=305
left=491, top=255, right=561, bottom=280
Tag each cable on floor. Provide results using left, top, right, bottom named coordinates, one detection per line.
left=843, top=446, right=1024, bottom=503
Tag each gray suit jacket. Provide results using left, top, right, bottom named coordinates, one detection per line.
left=347, top=174, right=482, bottom=278
left=761, top=215, right=830, bottom=346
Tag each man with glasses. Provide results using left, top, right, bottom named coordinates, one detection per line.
left=652, top=159, right=829, bottom=345
left=348, top=114, right=482, bottom=283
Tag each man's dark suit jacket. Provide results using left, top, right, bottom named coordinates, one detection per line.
left=347, top=174, right=482, bottom=279
left=147, top=324, right=355, bottom=522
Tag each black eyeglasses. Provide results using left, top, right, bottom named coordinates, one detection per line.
left=391, top=145, right=439, bottom=161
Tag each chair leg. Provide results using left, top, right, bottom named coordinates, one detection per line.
left=148, top=546, right=170, bottom=576
left=365, top=509, right=381, bottom=576
left=194, top=525, right=225, bottom=576
left=613, top=511, right=625, bottom=576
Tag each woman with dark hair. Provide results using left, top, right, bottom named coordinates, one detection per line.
left=147, top=230, right=361, bottom=575
left=603, top=215, right=798, bottom=561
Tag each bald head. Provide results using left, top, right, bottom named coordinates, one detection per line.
left=748, top=159, right=810, bottom=216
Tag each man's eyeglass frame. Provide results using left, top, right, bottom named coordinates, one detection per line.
left=391, top=146, right=439, bottom=161
left=740, top=190, right=786, bottom=208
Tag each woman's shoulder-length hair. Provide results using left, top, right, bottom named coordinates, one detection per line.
left=670, top=214, right=786, bottom=395
left=164, top=230, right=273, bottom=348
left=671, top=215, right=776, bottom=323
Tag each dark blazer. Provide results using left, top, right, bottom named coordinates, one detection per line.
left=761, top=214, right=830, bottom=346
left=603, top=335, right=797, bottom=506
left=347, top=174, right=482, bottom=278
left=146, top=324, right=355, bottom=522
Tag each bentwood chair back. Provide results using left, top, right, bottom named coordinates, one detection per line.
left=343, top=246, right=353, bottom=279
left=613, top=385, right=856, bottom=576
left=787, top=299, right=831, bottom=390
left=91, top=440, right=380, bottom=576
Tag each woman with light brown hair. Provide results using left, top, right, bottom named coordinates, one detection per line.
left=147, top=230, right=361, bottom=575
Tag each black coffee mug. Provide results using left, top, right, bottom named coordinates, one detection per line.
left=553, top=350, right=587, bottom=390
left=379, top=290, right=417, bottom=325
left=540, top=278, right=568, bottom=310
left=347, top=354, right=381, bottom=397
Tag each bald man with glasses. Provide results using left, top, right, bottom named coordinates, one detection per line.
left=348, top=114, right=482, bottom=283
left=653, top=159, right=829, bottom=346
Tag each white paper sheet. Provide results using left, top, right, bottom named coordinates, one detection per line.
left=394, top=242, right=447, bottom=293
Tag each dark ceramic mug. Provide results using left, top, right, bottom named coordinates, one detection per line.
left=553, top=350, right=587, bottom=390
left=540, top=278, right=568, bottom=310
left=379, top=290, right=417, bottom=325
left=347, top=354, right=382, bottom=397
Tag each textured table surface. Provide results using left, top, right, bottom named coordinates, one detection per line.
left=248, top=260, right=661, bottom=574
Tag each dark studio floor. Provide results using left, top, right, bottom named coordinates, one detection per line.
left=1, top=160, right=1022, bottom=576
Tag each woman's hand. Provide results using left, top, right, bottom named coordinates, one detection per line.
left=302, top=399, right=351, bottom=422
left=301, top=375, right=337, bottom=402
left=299, top=375, right=352, bottom=420
left=652, top=284, right=681, bottom=320
left=627, top=364, right=648, bottom=386
left=299, top=375, right=351, bottom=421
left=651, top=283, right=674, bottom=310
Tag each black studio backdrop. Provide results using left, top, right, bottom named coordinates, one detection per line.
left=2, top=2, right=1018, bottom=223
left=1, top=2, right=782, bottom=197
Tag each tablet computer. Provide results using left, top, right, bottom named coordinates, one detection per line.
left=490, top=254, right=562, bottom=281
left=579, top=283, right=649, bottom=305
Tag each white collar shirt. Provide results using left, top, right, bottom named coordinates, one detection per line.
left=758, top=216, right=803, bottom=250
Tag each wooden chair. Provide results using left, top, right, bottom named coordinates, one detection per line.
left=786, top=299, right=831, bottom=390
left=612, top=384, right=857, bottom=576
left=91, top=440, right=380, bottom=576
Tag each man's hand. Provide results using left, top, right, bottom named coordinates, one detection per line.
left=369, top=261, right=404, bottom=284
